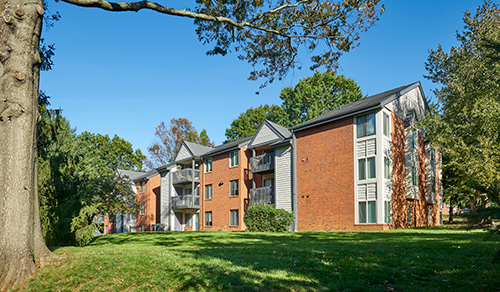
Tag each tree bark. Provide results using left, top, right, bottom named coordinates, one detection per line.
left=0, top=0, right=54, bottom=289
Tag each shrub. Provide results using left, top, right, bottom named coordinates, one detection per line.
left=244, top=203, right=294, bottom=232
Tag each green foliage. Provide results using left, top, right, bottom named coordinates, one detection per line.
left=193, top=1, right=384, bottom=86
left=71, top=205, right=101, bottom=247
left=423, top=1, right=500, bottom=210
left=145, top=118, right=215, bottom=168
left=243, top=203, right=294, bottom=232
left=225, top=71, right=364, bottom=142
left=38, top=98, right=143, bottom=245
left=279, top=70, right=365, bottom=127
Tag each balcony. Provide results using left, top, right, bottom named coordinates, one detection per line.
left=250, top=153, right=275, bottom=173
left=172, top=168, right=200, bottom=185
left=171, top=195, right=200, bottom=210
left=249, top=186, right=274, bottom=205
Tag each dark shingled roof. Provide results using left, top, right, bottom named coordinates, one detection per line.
left=134, top=169, right=159, bottom=181
left=202, top=135, right=254, bottom=158
left=292, top=82, right=420, bottom=131
left=183, top=141, right=214, bottom=158
left=117, top=169, right=145, bottom=181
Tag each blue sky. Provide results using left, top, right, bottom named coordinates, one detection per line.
left=40, top=0, right=482, bottom=161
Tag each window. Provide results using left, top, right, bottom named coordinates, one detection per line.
left=384, top=157, right=391, bottom=179
left=105, top=225, right=108, bottom=235
left=385, top=201, right=392, bottom=224
left=140, top=202, right=145, bottom=215
left=408, top=204, right=413, bottom=224
left=358, top=157, right=376, bottom=180
left=358, top=184, right=376, bottom=224
left=230, top=210, right=239, bottom=226
left=205, top=184, right=212, bottom=200
left=383, top=113, right=390, bottom=137
left=359, top=201, right=376, bottom=224
left=412, top=165, right=418, bottom=187
left=230, top=151, right=239, bottom=167
left=263, top=178, right=273, bottom=187
left=140, top=224, right=145, bottom=232
left=140, top=181, right=145, bottom=192
left=357, top=113, right=376, bottom=138
left=428, top=208, right=432, bottom=225
left=205, top=212, right=212, bottom=226
left=186, top=213, right=193, bottom=227
left=230, top=180, right=239, bottom=196
left=205, top=158, right=212, bottom=172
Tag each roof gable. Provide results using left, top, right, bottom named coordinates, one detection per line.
left=292, top=82, right=424, bottom=131
left=248, top=120, right=291, bottom=148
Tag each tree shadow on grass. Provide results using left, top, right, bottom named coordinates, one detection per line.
left=129, top=230, right=500, bottom=291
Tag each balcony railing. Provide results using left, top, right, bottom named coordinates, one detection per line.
left=250, top=153, right=275, bottom=173
left=249, top=186, right=274, bottom=205
left=171, top=195, right=200, bottom=209
left=172, top=168, right=200, bottom=185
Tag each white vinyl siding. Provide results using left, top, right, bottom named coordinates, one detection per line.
left=405, top=129, right=419, bottom=199
left=275, top=145, right=293, bottom=211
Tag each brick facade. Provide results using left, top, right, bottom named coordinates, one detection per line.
left=201, top=147, right=252, bottom=231
left=295, top=117, right=363, bottom=231
left=136, top=173, right=161, bottom=231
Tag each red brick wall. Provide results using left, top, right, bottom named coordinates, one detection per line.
left=295, top=117, right=374, bottom=231
left=201, top=147, right=251, bottom=231
left=136, top=173, right=161, bottom=231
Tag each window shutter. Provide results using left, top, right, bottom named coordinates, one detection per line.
left=357, top=141, right=366, bottom=158
left=366, top=139, right=376, bottom=156
left=358, top=184, right=367, bottom=201
left=367, top=183, right=377, bottom=201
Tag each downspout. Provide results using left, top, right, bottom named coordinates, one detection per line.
left=292, top=132, right=298, bottom=232
left=252, top=149, right=256, bottom=189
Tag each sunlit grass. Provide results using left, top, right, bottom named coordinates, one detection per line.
left=25, top=227, right=499, bottom=291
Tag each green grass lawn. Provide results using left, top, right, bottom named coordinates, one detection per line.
left=25, top=227, right=499, bottom=291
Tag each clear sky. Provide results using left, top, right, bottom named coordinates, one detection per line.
left=40, top=0, right=483, bottom=162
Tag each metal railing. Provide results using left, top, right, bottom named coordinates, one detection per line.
left=250, top=153, right=275, bottom=173
left=172, top=168, right=200, bottom=184
left=249, top=186, right=274, bottom=205
left=171, top=195, right=200, bottom=209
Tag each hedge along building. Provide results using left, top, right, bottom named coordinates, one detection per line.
left=291, top=81, right=441, bottom=231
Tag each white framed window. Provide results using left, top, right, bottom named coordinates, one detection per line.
left=140, top=224, right=145, bottom=232
left=205, top=158, right=212, bottom=172
left=140, top=181, right=145, bottom=192
left=230, top=151, right=239, bottom=167
left=383, top=113, right=390, bottom=137
left=358, top=184, right=377, bottom=223
left=358, top=157, right=376, bottom=180
left=384, top=156, right=391, bottom=179
left=263, top=178, right=273, bottom=187
left=205, top=184, right=212, bottom=200
left=205, top=212, right=212, bottom=226
left=230, top=210, right=239, bottom=226
left=357, top=113, right=376, bottom=138
left=105, top=225, right=109, bottom=235
left=385, top=201, right=392, bottom=224
left=140, top=202, right=145, bottom=215
left=230, top=180, right=239, bottom=196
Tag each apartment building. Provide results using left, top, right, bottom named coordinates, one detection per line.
left=106, top=81, right=441, bottom=234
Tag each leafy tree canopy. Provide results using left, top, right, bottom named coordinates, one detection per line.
left=423, top=0, right=500, bottom=210
left=224, top=70, right=364, bottom=142
left=146, top=118, right=215, bottom=168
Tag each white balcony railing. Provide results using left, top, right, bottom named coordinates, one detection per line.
left=172, top=168, right=200, bottom=185
left=249, top=186, right=274, bottom=205
left=250, top=153, right=274, bottom=173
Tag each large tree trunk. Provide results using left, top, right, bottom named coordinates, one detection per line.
left=0, top=0, right=54, bottom=289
